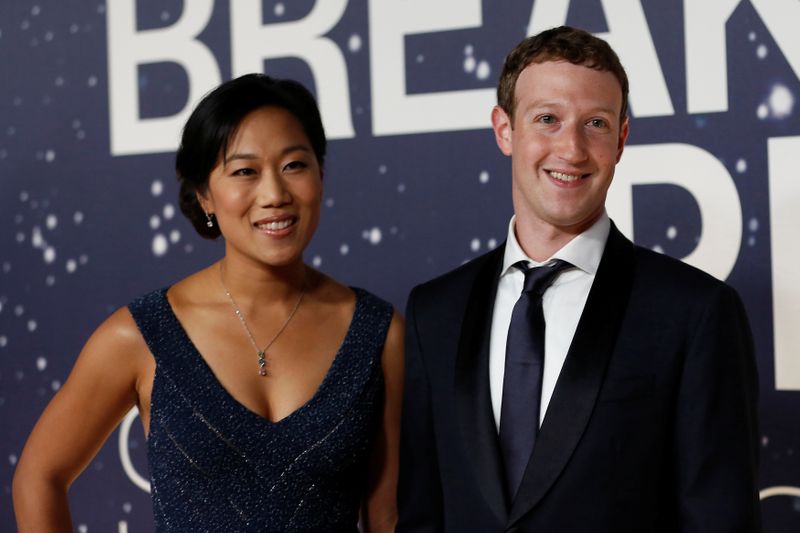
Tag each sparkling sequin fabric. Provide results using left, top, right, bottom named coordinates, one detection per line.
left=128, top=287, right=392, bottom=532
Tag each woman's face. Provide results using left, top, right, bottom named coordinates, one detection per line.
left=200, top=106, right=323, bottom=269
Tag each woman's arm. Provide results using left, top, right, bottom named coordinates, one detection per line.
left=363, top=311, right=405, bottom=533
left=12, top=308, right=151, bottom=532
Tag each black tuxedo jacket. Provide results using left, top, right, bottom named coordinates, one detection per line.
left=398, top=224, right=760, bottom=532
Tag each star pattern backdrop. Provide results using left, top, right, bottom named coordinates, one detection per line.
left=1, top=1, right=799, bottom=531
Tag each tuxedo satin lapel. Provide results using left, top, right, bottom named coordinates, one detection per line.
left=454, top=246, right=508, bottom=522
left=508, top=225, right=635, bottom=525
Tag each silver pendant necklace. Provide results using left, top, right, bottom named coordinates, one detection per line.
left=219, top=262, right=305, bottom=377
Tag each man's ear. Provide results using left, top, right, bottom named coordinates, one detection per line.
left=491, top=106, right=513, bottom=156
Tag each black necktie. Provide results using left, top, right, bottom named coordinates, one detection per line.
left=499, top=259, right=572, bottom=500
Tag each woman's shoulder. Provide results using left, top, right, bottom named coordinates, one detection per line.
left=76, top=305, right=153, bottom=384
left=92, top=305, right=148, bottom=350
left=156, top=264, right=228, bottom=329
left=103, top=265, right=214, bottom=357
left=306, top=269, right=355, bottom=310
left=166, top=264, right=218, bottom=306
left=311, top=270, right=398, bottom=325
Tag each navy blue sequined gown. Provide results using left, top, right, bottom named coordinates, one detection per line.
left=128, top=287, right=392, bottom=532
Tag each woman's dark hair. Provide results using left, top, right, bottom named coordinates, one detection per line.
left=177, top=74, right=326, bottom=239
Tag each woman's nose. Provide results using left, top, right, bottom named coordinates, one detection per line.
left=256, top=171, right=291, bottom=207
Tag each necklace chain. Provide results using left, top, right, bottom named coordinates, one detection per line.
left=219, top=262, right=305, bottom=377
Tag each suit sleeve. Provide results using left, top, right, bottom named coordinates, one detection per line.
left=676, top=284, right=760, bottom=532
left=397, top=287, right=444, bottom=532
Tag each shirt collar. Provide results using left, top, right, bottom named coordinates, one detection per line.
left=501, top=212, right=610, bottom=277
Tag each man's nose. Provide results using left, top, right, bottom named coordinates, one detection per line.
left=555, top=123, right=589, bottom=163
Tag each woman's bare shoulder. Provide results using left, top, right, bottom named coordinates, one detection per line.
left=166, top=263, right=220, bottom=310
left=307, top=269, right=356, bottom=305
left=74, top=306, right=153, bottom=384
left=89, top=306, right=147, bottom=353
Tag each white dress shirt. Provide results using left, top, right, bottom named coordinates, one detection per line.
left=490, top=212, right=610, bottom=430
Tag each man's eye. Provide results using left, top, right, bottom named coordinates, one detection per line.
left=589, top=118, right=608, bottom=128
left=539, top=115, right=556, bottom=124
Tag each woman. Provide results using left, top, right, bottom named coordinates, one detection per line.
left=13, top=74, right=403, bottom=531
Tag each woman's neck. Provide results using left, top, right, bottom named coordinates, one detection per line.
left=217, top=256, right=307, bottom=307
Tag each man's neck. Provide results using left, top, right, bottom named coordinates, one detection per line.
left=514, top=213, right=603, bottom=262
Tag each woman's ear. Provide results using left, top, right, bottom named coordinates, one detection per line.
left=196, top=190, right=213, bottom=215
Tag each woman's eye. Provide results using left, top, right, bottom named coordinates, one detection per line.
left=284, top=160, right=308, bottom=171
left=232, top=168, right=255, bottom=176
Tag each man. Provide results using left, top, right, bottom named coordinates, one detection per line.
left=398, top=26, right=760, bottom=532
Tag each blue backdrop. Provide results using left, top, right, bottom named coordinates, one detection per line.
left=2, top=1, right=799, bottom=530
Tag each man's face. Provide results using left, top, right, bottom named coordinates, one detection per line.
left=492, top=60, right=629, bottom=243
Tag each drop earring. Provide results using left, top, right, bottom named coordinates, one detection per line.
left=205, top=211, right=214, bottom=228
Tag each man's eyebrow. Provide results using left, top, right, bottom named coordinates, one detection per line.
left=522, top=101, right=618, bottom=116
left=589, top=106, right=619, bottom=116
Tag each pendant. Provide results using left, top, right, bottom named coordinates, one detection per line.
left=257, top=350, right=269, bottom=377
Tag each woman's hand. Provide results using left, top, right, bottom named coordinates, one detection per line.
left=13, top=308, right=152, bottom=532
left=362, top=311, right=405, bottom=533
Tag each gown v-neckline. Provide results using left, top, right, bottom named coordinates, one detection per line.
left=158, top=287, right=363, bottom=425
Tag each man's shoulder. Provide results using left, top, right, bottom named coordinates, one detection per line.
left=627, top=239, right=734, bottom=300
left=409, top=246, right=504, bottom=304
left=600, top=225, right=742, bottom=313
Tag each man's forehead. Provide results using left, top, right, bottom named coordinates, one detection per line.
left=515, top=61, right=622, bottom=95
left=512, top=61, right=624, bottom=120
